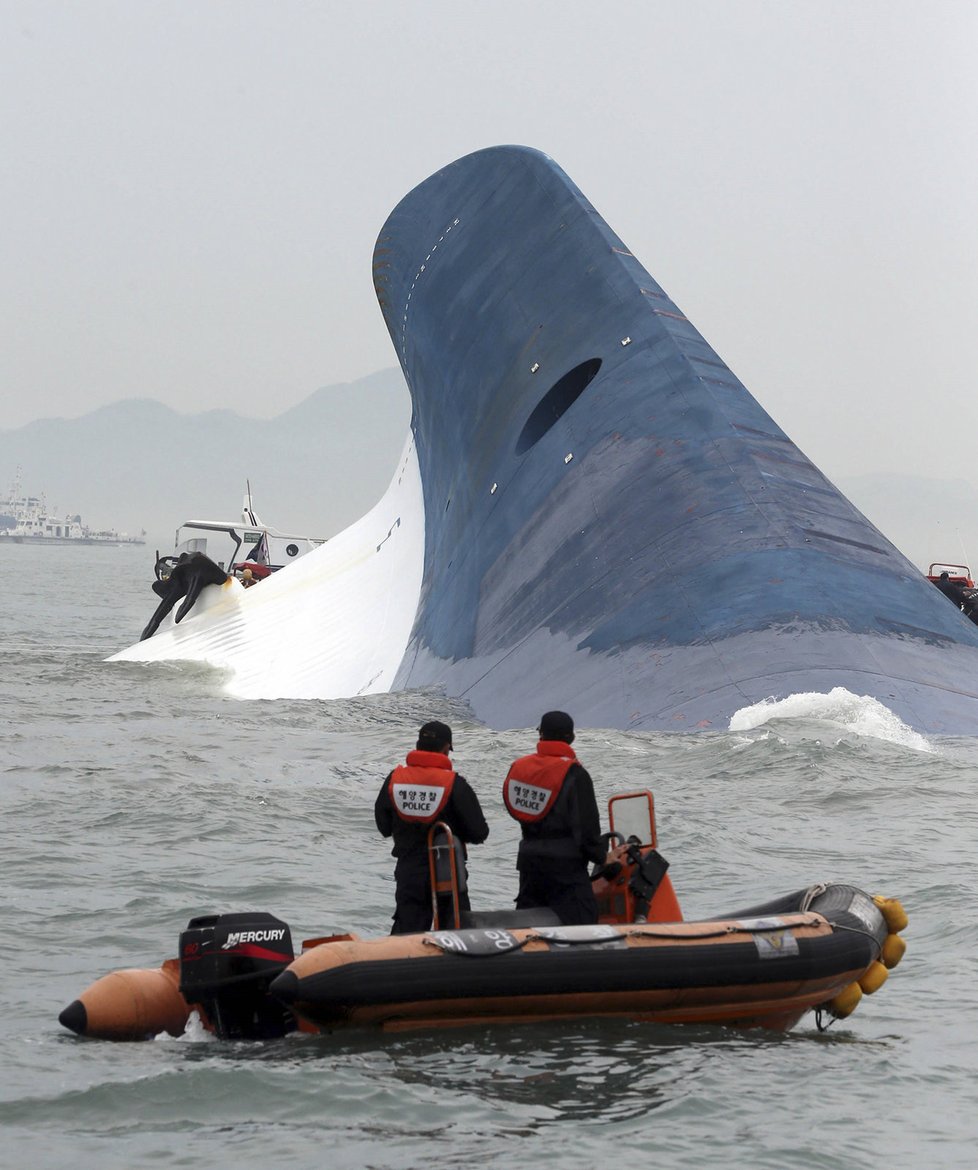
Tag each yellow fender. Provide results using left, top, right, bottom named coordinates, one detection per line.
left=858, top=960, right=889, bottom=994
left=873, top=895, right=909, bottom=934
left=881, top=932, right=907, bottom=969
left=828, top=981, right=862, bottom=1019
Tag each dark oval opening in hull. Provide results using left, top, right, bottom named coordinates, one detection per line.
left=516, top=357, right=602, bottom=454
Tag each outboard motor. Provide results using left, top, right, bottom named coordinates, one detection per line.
left=179, top=911, right=296, bottom=1039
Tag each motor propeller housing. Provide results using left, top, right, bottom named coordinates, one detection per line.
left=178, top=911, right=296, bottom=1040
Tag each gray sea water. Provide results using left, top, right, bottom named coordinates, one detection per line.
left=2, top=543, right=976, bottom=1169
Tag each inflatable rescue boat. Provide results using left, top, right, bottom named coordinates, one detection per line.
left=58, top=793, right=908, bottom=1041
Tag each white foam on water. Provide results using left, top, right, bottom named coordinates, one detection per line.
left=728, top=686, right=934, bottom=752
left=152, top=1009, right=214, bottom=1044
left=727, top=729, right=779, bottom=751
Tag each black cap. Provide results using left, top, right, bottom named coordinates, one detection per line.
left=538, top=710, right=574, bottom=741
left=417, top=720, right=453, bottom=751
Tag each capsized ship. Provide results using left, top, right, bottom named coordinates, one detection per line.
left=112, top=146, right=978, bottom=733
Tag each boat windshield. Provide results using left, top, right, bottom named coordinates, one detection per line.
left=174, top=523, right=259, bottom=571
left=609, top=791, right=656, bottom=846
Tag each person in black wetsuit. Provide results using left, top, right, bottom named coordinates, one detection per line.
left=141, top=552, right=229, bottom=640
left=502, top=710, right=607, bottom=925
left=375, top=720, right=489, bottom=935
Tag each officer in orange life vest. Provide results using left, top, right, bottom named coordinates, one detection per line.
left=375, top=720, right=489, bottom=935
left=503, top=710, right=606, bottom=925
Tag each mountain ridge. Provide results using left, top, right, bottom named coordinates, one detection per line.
left=0, top=369, right=411, bottom=544
left=3, top=371, right=977, bottom=574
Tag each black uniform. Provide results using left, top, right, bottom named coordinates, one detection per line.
left=375, top=768, right=488, bottom=934
left=935, top=574, right=978, bottom=623
left=936, top=574, right=970, bottom=608
left=512, top=760, right=605, bottom=926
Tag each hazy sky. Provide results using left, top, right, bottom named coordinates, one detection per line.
left=3, top=1, right=977, bottom=486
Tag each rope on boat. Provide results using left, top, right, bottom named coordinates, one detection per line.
left=799, top=882, right=828, bottom=911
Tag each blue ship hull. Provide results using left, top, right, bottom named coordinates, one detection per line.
left=374, top=146, right=978, bottom=733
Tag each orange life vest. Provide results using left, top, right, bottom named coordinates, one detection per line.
left=503, top=741, right=576, bottom=824
left=388, top=750, right=457, bottom=824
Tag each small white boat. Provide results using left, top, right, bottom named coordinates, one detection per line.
left=131, top=485, right=331, bottom=641
left=155, top=483, right=326, bottom=584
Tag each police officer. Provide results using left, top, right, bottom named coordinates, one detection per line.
left=502, top=711, right=606, bottom=925
left=375, top=720, right=489, bottom=934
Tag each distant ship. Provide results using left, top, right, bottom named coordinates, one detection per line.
left=0, top=475, right=145, bottom=546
